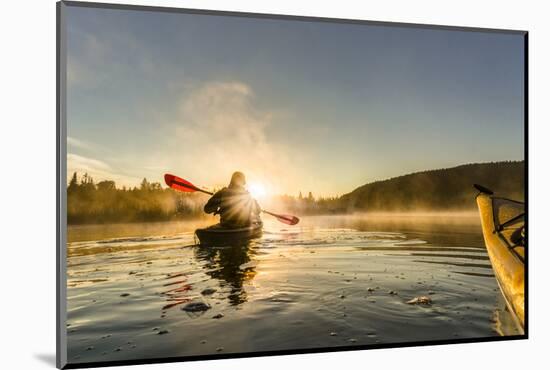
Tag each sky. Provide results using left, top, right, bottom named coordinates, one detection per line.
left=66, top=5, right=525, bottom=197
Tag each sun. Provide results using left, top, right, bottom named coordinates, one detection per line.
left=248, top=182, right=267, bottom=199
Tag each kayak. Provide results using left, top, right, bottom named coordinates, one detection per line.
left=475, top=185, right=525, bottom=331
left=195, top=222, right=263, bottom=245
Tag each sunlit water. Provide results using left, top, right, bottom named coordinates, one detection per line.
left=66, top=214, right=520, bottom=365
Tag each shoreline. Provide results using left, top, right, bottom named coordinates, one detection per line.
left=67, top=209, right=481, bottom=227
left=67, top=212, right=481, bottom=243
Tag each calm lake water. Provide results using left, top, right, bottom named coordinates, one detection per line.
left=66, top=213, right=520, bottom=365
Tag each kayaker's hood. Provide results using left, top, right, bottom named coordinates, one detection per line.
left=227, top=184, right=248, bottom=192
left=229, top=171, right=246, bottom=188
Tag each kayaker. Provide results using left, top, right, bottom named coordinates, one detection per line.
left=204, top=172, right=262, bottom=227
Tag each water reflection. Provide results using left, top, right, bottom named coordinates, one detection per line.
left=160, top=272, right=193, bottom=310
left=66, top=215, right=524, bottom=364
left=194, top=241, right=259, bottom=306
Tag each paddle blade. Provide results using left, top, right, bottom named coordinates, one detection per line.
left=473, top=183, right=494, bottom=195
left=274, top=214, right=300, bottom=225
left=164, top=174, right=197, bottom=192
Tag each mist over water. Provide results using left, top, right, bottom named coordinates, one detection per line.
left=66, top=213, right=520, bottom=365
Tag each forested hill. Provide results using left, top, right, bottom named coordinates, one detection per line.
left=338, top=161, right=524, bottom=212
left=66, top=161, right=524, bottom=224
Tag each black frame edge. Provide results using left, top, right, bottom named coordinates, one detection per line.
left=56, top=2, right=61, bottom=368
left=61, top=0, right=527, bottom=35
left=523, top=32, right=530, bottom=339
left=57, top=1, right=68, bottom=369
left=64, top=334, right=527, bottom=369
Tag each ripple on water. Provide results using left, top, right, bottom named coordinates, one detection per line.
left=66, top=217, right=514, bottom=363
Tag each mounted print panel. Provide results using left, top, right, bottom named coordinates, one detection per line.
left=57, top=1, right=527, bottom=368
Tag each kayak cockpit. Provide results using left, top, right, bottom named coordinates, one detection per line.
left=492, top=198, right=525, bottom=262
left=195, top=222, right=263, bottom=246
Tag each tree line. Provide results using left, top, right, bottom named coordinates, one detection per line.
left=66, top=172, right=337, bottom=224
left=67, top=161, right=524, bottom=224
left=67, top=173, right=209, bottom=224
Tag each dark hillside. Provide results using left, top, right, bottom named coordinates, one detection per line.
left=338, top=161, right=524, bottom=211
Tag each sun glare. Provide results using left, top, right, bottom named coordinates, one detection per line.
left=248, top=182, right=267, bottom=199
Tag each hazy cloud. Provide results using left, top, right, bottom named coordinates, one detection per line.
left=67, top=136, right=95, bottom=151
left=67, top=153, right=141, bottom=187
left=156, top=81, right=302, bottom=194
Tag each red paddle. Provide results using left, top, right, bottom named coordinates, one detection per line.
left=164, top=174, right=213, bottom=195
left=164, top=174, right=300, bottom=225
left=262, top=210, right=300, bottom=226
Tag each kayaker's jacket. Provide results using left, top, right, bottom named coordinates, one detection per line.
left=204, top=185, right=261, bottom=227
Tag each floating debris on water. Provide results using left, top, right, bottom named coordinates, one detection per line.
left=388, top=290, right=398, bottom=295
left=216, top=347, right=224, bottom=352
left=120, top=293, right=130, bottom=297
left=157, top=329, right=170, bottom=335
left=406, top=296, right=433, bottom=305
left=348, top=338, right=357, bottom=343
left=330, top=332, right=338, bottom=336
left=86, top=346, right=94, bottom=351
left=201, top=288, right=217, bottom=296
left=200, top=340, right=207, bottom=344
left=182, top=302, right=211, bottom=312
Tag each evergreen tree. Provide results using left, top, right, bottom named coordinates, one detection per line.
left=68, top=172, right=78, bottom=193
left=140, top=178, right=150, bottom=191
